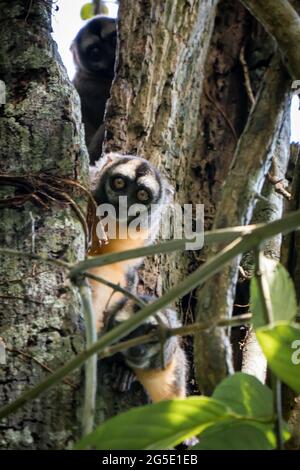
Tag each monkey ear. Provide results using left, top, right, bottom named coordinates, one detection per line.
left=94, top=152, right=114, bottom=171
left=90, top=152, right=120, bottom=190
left=89, top=152, right=116, bottom=190
left=89, top=165, right=102, bottom=192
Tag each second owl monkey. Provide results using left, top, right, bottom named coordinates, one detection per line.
left=71, top=16, right=117, bottom=164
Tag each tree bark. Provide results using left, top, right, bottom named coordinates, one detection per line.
left=240, top=0, right=300, bottom=80
left=0, top=0, right=88, bottom=449
left=98, top=0, right=294, bottom=417
left=97, top=0, right=219, bottom=421
left=241, top=101, right=291, bottom=384
left=193, top=9, right=291, bottom=394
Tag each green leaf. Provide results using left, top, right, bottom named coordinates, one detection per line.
left=80, top=2, right=109, bottom=19
left=193, top=420, right=276, bottom=450
left=256, top=323, right=300, bottom=393
left=213, top=372, right=273, bottom=419
left=80, top=3, right=94, bottom=20
left=251, top=257, right=297, bottom=328
left=75, top=397, right=228, bottom=450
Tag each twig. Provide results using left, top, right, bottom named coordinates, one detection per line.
left=204, top=86, right=238, bottom=142
left=93, top=0, right=102, bottom=15
left=0, top=173, right=95, bottom=248
left=76, top=277, right=97, bottom=437
left=69, top=225, right=258, bottom=278
left=195, top=54, right=290, bottom=394
left=24, top=0, right=34, bottom=22
left=240, top=0, right=300, bottom=80
left=271, top=374, right=284, bottom=450
left=239, top=45, right=255, bottom=106
left=85, top=272, right=146, bottom=308
left=0, top=295, right=45, bottom=305
left=238, top=265, right=251, bottom=280
left=29, top=212, right=36, bottom=254
left=0, top=224, right=256, bottom=276
left=0, top=210, right=299, bottom=420
left=267, top=172, right=292, bottom=200
left=6, top=346, right=77, bottom=390
left=100, top=313, right=253, bottom=359
left=255, top=248, right=283, bottom=450
left=0, top=248, right=71, bottom=270
left=254, top=250, right=274, bottom=324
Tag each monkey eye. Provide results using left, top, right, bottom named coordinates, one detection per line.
left=112, top=176, right=126, bottom=190
left=136, top=189, right=151, bottom=202
left=88, top=45, right=102, bottom=60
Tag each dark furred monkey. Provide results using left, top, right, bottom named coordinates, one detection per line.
left=104, top=296, right=187, bottom=402
left=71, top=16, right=117, bottom=164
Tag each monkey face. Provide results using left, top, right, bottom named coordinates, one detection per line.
left=108, top=312, right=162, bottom=369
left=121, top=323, right=161, bottom=369
left=94, top=154, right=163, bottom=224
left=105, top=297, right=179, bottom=370
left=71, top=16, right=117, bottom=78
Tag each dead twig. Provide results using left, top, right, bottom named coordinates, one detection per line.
left=6, top=345, right=77, bottom=390
left=204, top=85, right=238, bottom=143
left=239, top=45, right=255, bottom=106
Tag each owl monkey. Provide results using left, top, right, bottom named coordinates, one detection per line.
left=104, top=296, right=187, bottom=402
left=88, top=153, right=170, bottom=331
left=71, top=16, right=117, bottom=164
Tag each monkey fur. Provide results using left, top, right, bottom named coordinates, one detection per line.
left=88, top=153, right=170, bottom=331
left=104, top=296, right=187, bottom=402
left=71, top=16, right=117, bottom=164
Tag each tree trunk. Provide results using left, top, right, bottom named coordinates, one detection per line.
left=98, top=0, right=293, bottom=418
left=0, top=0, right=88, bottom=449
left=97, top=0, right=219, bottom=420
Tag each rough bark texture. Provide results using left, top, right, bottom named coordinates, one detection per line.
left=0, top=0, right=88, bottom=449
left=240, top=101, right=291, bottom=384
left=97, top=0, right=294, bottom=417
left=97, top=0, right=219, bottom=420
left=194, top=24, right=291, bottom=393
left=240, top=0, right=300, bottom=80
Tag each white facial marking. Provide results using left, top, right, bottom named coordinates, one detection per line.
left=137, top=175, right=160, bottom=195
left=111, top=159, right=141, bottom=180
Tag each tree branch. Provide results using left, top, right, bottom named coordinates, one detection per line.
left=100, top=313, right=252, bottom=359
left=93, top=0, right=102, bottom=15
left=85, top=272, right=146, bottom=308
left=240, top=0, right=300, bottom=80
left=194, top=55, right=291, bottom=395
left=254, top=249, right=284, bottom=450
left=77, top=278, right=98, bottom=437
left=241, top=99, right=291, bottom=383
